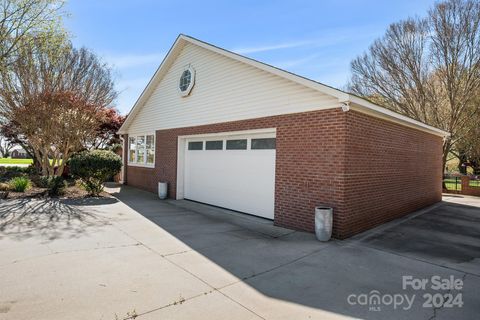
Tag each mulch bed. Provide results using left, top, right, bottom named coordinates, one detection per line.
left=5, top=185, right=112, bottom=200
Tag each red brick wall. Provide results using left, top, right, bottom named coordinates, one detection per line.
left=125, top=108, right=443, bottom=239
left=340, top=111, right=443, bottom=237
left=461, top=176, right=480, bottom=197
left=127, top=109, right=347, bottom=236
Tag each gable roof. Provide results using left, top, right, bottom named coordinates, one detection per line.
left=118, top=34, right=449, bottom=137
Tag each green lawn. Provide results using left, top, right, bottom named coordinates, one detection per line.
left=0, top=158, right=33, bottom=164
left=443, top=178, right=461, bottom=191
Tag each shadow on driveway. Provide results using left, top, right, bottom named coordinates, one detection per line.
left=0, top=197, right=117, bottom=241
left=108, top=185, right=480, bottom=320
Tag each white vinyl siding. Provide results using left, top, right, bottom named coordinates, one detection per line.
left=127, top=43, right=338, bottom=134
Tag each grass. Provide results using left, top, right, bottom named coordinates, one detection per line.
left=444, top=177, right=480, bottom=191
left=0, top=158, right=33, bottom=165
left=444, top=178, right=461, bottom=191
left=0, top=158, right=62, bottom=165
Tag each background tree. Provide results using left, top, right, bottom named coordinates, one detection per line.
left=349, top=0, right=480, bottom=171
left=0, top=0, right=65, bottom=69
left=0, top=120, right=36, bottom=159
left=0, top=39, right=117, bottom=176
left=0, top=132, right=13, bottom=157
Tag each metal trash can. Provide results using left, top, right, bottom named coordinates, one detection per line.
left=158, top=182, right=168, bottom=200
left=315, top=205, right=333, bottom=241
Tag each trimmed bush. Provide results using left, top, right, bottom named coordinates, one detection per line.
left=69, top=150, right=122, bottom=196
left=9, top=177, right=31, bottom=192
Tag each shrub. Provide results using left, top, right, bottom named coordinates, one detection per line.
left=9, top=177, right=31, bottom=192
left=37, top=176, right=67, bottom=196
left=0, top=166, right=31, bottom=182
left=69, top=150, right=122, bottom=196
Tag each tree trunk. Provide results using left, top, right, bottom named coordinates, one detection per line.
left=457, top=151, right=468, bottom=174
left=442, top=140, right=452, bottom=190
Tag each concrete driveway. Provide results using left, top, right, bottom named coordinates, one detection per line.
left=0, top=186, right=479, bottom=320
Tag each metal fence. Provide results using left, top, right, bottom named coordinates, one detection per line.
left=443, top=176, right=461, bottom=191
left=443, top=175, right=480, bottom=191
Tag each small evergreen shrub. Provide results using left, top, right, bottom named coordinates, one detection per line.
left=9, top=177, right=31, bottom=192
left=69, top=150, right=122, bottom=196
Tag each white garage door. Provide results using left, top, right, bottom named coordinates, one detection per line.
left=184, top=132, right=276, bottom=219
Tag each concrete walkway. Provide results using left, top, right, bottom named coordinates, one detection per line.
left=0, top=186, right=479, bottom=319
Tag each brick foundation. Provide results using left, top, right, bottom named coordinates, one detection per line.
left=125, top=108, right=443, bottom=239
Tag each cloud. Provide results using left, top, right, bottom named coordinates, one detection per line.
left=105, top=52, right=166, bottom=69
left=231, top=26, right=378, bottom=55
left=273, top=54, right=321, bottom=69
left=232, top=40, right=313, bottom=54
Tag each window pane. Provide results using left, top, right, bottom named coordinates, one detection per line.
left=129, top=137, right=136, bottom=162
left=146, top=149, right=154, bottom=164
left=146, top=135, right=154, bottom=149
left=137, top=136, right=145, bottom=163
left=188, top=141, right=203, bottom=150
left=205, top=140, right=223, bottom=150
left=226, top=139, right=247, bottom=150
left=179, top=70, right=191, bottom=92
left=146, top=135, right=155, bottom=164
left=251, top=138, right=276, bottom=150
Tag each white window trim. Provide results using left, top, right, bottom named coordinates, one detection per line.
left=178, top=65, right=195, bottom=97
left=128, top=133, right=155, bottom=168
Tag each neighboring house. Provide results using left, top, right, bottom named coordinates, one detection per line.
left=118, top=35, right=448, bottom=239
left=11, top=147, right=28, bottom=159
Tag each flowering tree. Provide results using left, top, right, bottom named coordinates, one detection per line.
left=13, top=91, right=108, bottom=176
left=84, top=107, right=126, bottom=150
left=0, top=40, right=117, bottom=176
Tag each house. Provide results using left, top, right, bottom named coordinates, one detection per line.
left=118, top=35, right=448, bottom=239
left=11, top=146, right=28, bottom=159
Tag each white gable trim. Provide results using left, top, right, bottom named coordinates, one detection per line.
left=118, top=34, right=449, bottom=138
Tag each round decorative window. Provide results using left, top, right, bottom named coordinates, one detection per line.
left=178, top=65, right=195, bottom=97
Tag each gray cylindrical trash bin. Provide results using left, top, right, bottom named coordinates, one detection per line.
left=315, top=206, right=333, bottom=241
left=158, top=182, right=168, bottom=200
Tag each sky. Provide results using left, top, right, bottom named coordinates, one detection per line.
left=64, top=0, right=435, bottom=115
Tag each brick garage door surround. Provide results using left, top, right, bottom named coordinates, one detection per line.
left=124, top=108, right=443, bottom=239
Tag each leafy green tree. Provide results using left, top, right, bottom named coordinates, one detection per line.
left=0, top=0, right=66, bottom=69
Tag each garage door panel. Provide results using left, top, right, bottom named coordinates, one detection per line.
left=184, top=134, right=275, bottom=219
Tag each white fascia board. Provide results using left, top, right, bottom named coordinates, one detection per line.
left=344, top=95, right=450, bottom=137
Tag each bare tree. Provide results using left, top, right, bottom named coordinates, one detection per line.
left=0, top=132, right=13, bottom=157
left=0, top=0, right=65, bottom=68
left=0, top=40, right=117, bottom=176
left=349, top=0, right=480, bottom=170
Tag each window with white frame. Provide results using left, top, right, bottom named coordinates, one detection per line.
left=128, top=134, right=155, bottom=166
left=146, top=135, right=155, bottom=164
